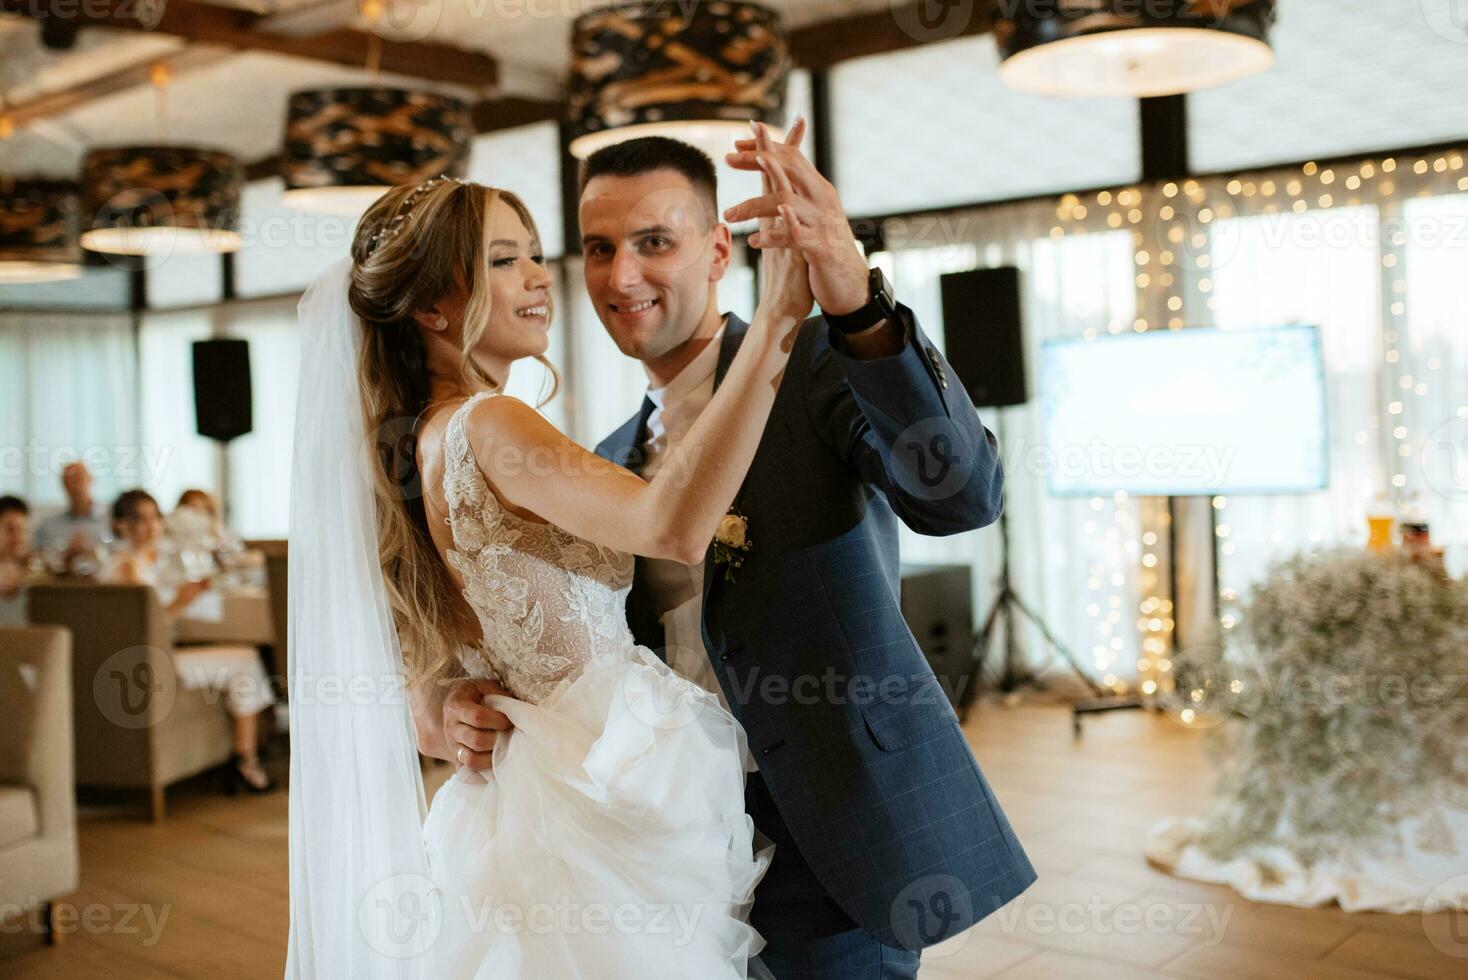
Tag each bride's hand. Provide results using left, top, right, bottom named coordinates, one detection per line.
left=748, top=128, right=815, bottom=332
left=443, top=677, right=512, bottom=770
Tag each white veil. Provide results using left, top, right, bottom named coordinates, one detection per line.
left=285, top=256, right=438, bottom=978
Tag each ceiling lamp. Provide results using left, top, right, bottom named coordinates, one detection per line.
left=568, top=0, right=790, bottom=160
left=79, top=146, right=243, bottom=256
left=995, top=1, right=1277, bottom=99
left=281, top=87, right=474, bottom=214
left=0, top=179, right=85, bottom=283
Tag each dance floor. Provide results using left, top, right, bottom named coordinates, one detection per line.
left=0, top=704, right=1460, bottom=979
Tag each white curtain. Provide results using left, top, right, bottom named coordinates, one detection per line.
left=218, top=298, right=300, bottom=540
left=137, top=308, right=220, bottom=513
left=1401, top=193, right=1468, bottom=547
left=876, top=207, right=1145, bottom=688
left=0, top=312, right=138, bottom=511
left=1203, top=206, right=1386, bottom=598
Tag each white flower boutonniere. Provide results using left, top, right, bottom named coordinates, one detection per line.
left=711, top=511, right=752, bottom=582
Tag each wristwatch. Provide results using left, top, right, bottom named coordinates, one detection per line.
left=824, top=267, right=898, bottom=335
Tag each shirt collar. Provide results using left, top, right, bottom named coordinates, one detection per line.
left=646, top=316, right=727, bottom=410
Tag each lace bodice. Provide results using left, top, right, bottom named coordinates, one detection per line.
left=443, top=391, right=637, bottom=703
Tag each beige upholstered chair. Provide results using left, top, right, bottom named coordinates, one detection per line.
left=0, top=626, right=79, bottom=944
left=26, top=583, right=234, bottom=822
left=264, top=550, right=288, bottom=685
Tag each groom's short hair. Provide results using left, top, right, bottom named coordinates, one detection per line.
left=578, top=137, right=718, bottom=223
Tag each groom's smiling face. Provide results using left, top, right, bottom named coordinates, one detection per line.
left=579, top=168, right=730, bottom=363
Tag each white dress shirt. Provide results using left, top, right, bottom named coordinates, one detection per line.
left=640, top=321, right=730, bottom=710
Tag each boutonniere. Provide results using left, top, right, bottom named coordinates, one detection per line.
left=711, top=510, right=753, bottom=582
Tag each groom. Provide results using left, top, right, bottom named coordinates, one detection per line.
left=578, top=131, right=1037, bottom=977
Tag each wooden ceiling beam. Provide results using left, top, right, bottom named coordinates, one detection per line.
left=0, top=0, right=500, bottom=89
left=788, top=0, right=995, bottom=71
left=1, top=44, right=233, bottom=130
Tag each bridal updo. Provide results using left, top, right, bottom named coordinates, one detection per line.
left=349, top=177, right=554, bottom=693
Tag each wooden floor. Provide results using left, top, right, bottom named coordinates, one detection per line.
left=1, top=704, right=1463, bottom=979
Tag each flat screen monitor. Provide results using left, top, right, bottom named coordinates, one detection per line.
left=1039, top=325, right=1328, bottom=497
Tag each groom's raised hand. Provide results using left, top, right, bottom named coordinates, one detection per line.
left=722, top=117, right=871, bottom=319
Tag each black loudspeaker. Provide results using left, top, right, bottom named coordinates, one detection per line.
left=939, top=266, right=1028, bottom=407
left=900, top=564, right=973, bottom=709
left=192, top=339, right=253, bottom=443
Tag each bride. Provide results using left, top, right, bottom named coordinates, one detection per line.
left=285, top=157, right=813, bottom=977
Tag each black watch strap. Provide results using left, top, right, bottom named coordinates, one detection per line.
left=826, top=268, right=897, bottom=335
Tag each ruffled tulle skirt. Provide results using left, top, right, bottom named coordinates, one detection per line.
left=419, top=646, right=769, bottom=978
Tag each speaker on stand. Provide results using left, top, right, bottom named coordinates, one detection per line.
left=940, top=268, right=1107, bottom=724
left=192, top=339, right=253, bottom=524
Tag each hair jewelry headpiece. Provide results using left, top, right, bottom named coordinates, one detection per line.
left=366, top=174, right=469, bottom=255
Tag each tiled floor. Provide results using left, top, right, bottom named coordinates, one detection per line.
left=1, top=704, right=1462, bottom=978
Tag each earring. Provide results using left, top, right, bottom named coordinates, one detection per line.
left=434, top=316, right=448, bottom=330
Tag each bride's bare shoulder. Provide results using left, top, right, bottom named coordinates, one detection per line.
left=462, top=393, right=565, bottom=456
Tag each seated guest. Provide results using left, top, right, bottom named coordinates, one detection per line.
left=32, top=461, right=112, bottom=570
left=100, top=489, right=277, bottom=793
left=171, top=488, right=244, bottom=553
left=0, top=495, right=31, bottom=625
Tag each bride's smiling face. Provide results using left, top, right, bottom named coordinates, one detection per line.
left=419, top=195, right=554, bottom=369
left=477, top=196, right=554, bottom=363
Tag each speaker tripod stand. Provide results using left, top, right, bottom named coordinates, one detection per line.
left=957, top=415, right=1144, bottom=738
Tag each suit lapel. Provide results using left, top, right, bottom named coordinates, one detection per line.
left=605, top=395, right=658, bottom=476
left=702, top=313, right=753, bottom=603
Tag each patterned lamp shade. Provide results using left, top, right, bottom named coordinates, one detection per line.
left=0, top=179, right=84, bottom=283
left=995, top=0, right=1276, bottom=98
left=568, top=0, right=790, bottom=160
left=281, top=87, right=473, bottom=213
left=80, top=146, right=243, bottom=256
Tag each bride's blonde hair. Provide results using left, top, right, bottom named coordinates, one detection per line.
left=348, top=178, right=558, bottom=694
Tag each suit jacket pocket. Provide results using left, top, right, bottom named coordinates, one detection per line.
left=858, top=670, right=957, bottom=752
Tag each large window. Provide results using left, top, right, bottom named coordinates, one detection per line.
left=1190, top=0, right=1468, bottom=172
left=832, top=35, right=1141, bottom=216
left=0, top=312, right=138, bottom=509
left=137, top=308, right=219, bottom=511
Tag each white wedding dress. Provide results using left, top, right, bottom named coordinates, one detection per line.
left=417, top=391, right=769, bottom=978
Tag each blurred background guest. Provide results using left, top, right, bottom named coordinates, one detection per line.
left=99, top=489, right=277, bottom=793
left=0, top=494, right=32, bottom=625
left=32, top=461, right=112, bottom=573
left=171, top=487, right=245, bottom=556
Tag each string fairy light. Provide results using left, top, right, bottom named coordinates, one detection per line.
left=1033, top=142, right=1466, bottom=705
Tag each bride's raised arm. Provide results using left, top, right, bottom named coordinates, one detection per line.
left=464, top=190, right=811, bottom=564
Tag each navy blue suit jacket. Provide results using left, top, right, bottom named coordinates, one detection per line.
left=595, top=306, right=1036, bottom=950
